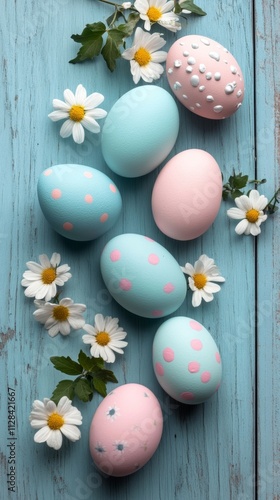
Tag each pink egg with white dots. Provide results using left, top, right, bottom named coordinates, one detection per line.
left=37, top=164, right=122, bottom=241
left=153, top=317, right=222, bottom=404
left=166, top=35, right=244, bottom=119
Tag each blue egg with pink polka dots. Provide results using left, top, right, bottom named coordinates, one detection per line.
left=100, top=234, right=187, bottom=318
left=37, top=164, right=122, bottom=241
left=153, top=317, right=222, bottom=404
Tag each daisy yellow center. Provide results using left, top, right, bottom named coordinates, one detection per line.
left=69, top=105, right=85, bottom=122
left=52, top=305, right=69, bottom=322
left=246, top=208, right=259, bottom=223
left=134, top=47, right=151, bottom=66
left=95, top=331, right=110, bottom=346
left=193, top=273, right=207, bottom=289
left=41, top=267, right=56, bottom=285
left=147, top=6, right=162, bottom=22
left=48, top=412, right=64, bottom=430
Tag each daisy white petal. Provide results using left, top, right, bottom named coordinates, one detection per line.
left=192, top=290, right=202, bottom=307
left=75, top=83, right=87, bottom=102
left=33, top=298, right=86, bottom=337
left=182, top=254, right=225, bottom=307
left=47, top=430, right=63, bottom=450
left=82, top=116, right=100, bottom=134
left=63, top=88, right=76, bottom=106
left=227, top=190, right=268, bottom=236
left=48, top=85, right=107, bottom=143
left=82, top=314, right=128, bottom=363
left=227, top=207, right=246, bottom=220
left=60, top=120, right=74, bottom=138
left=52, top=99, right=70, bottom=110
left=84, top=93, right=105, bottom=109
left=48, top=110, right=69, bottom=122
left=34, top=426, right=52, bottom=443
left=72, top=122, right=84, bottom=144
left=61, top=424, right=81, bottom=441
left=200, top=289, right=214, bottom=303
left=29, top=397, right=82, bottom=450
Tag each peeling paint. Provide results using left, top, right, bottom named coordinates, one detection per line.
left=0, top=328, right=15, bottom=351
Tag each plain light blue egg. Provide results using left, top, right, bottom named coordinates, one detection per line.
left=100, top=234, right=187, bottom=318
left=101, top=86, right=180, bottom=178
left=153, top=317, right=222, bottom=404
left=37, top=164, right=122, bottom=241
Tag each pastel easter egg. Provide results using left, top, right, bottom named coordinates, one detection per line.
left=153, top=317, right=222, bottom=404
left=37, top=164, right=122, bottom=241
left=152, top=149, right=222, bottom=241
left=101, top=86, right=179, bottom=177
left=89, top=383, right=163, bottom=477
left=100, top=233, right=187, bottom=318
left=166, top=35, right=244, bottom=119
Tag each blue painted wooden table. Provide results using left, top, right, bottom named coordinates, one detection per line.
left=1, top=1, right=279, bottom=498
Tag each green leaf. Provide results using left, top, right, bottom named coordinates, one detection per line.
left=232, top=174, right=248, bottom=189
left=74, top=378, right=93, bottom=402
left=178, top=1, right=207, bottom=15
left=51, top=380, right=75, bottom=404
left=96, top=369, right=118, bottom=384
left=78, top=350, right=99, bottom=371
left=50, top=356, right=83, bottom=376
left=232, top=189, right=244, bottom=199
left=92, top=378, right=107, bottom=398
left=222, top=191, right=229, bottom=201
left=69, top=22, right=106, bottom=64
left=118, top=13, right=140, bottom=36
left=101, top=28, right=124, bottom=72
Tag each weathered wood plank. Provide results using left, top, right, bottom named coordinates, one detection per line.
left=255, top=1, right=280, bottom=498
left=0, top=0, right=261, bottom=498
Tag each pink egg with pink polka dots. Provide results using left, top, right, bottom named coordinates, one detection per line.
left=37, top=164, right=122, bottom=241
left=153, top=317, right=222, bottom=404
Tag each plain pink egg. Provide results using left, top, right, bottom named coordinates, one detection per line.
left=151, top=149, right=222, bottom=241
left=166, top=35, right=244, bottom=119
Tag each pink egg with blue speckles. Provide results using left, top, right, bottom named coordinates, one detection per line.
left=100, top=233, right=187, bottom=318
left=166, top=35, right=244, bottom=119
left=153, top=317, right=222, bottom=404
left=89, top=383, right=163, bottom=477
left=37, top=164, right=122, bottom=241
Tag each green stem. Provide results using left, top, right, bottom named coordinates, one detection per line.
left=264, top=187, right=280, bottom=211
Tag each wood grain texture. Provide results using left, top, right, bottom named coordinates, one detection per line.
left=0, top=0, right=278, bottom=498
left=255, top=1, right=280, bottom=499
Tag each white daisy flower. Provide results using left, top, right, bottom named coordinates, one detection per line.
left=82, top=314, right=128, bottom=363
left=181, top=254, right=225, bottom=307
left=33, top=298, right=86, bottom=337
left=21, top=253, right=71, bottom=302
left=135, top=0, right=181, bottom=32
left=29, top=396, right=82, bottom=450
left=227, top=189, right=268, bottom=236
left=48, top=84, right=107, bottom=144
left=122, top=27, right=167, bottom=84
left=122, top=1, right=132, bottom=8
